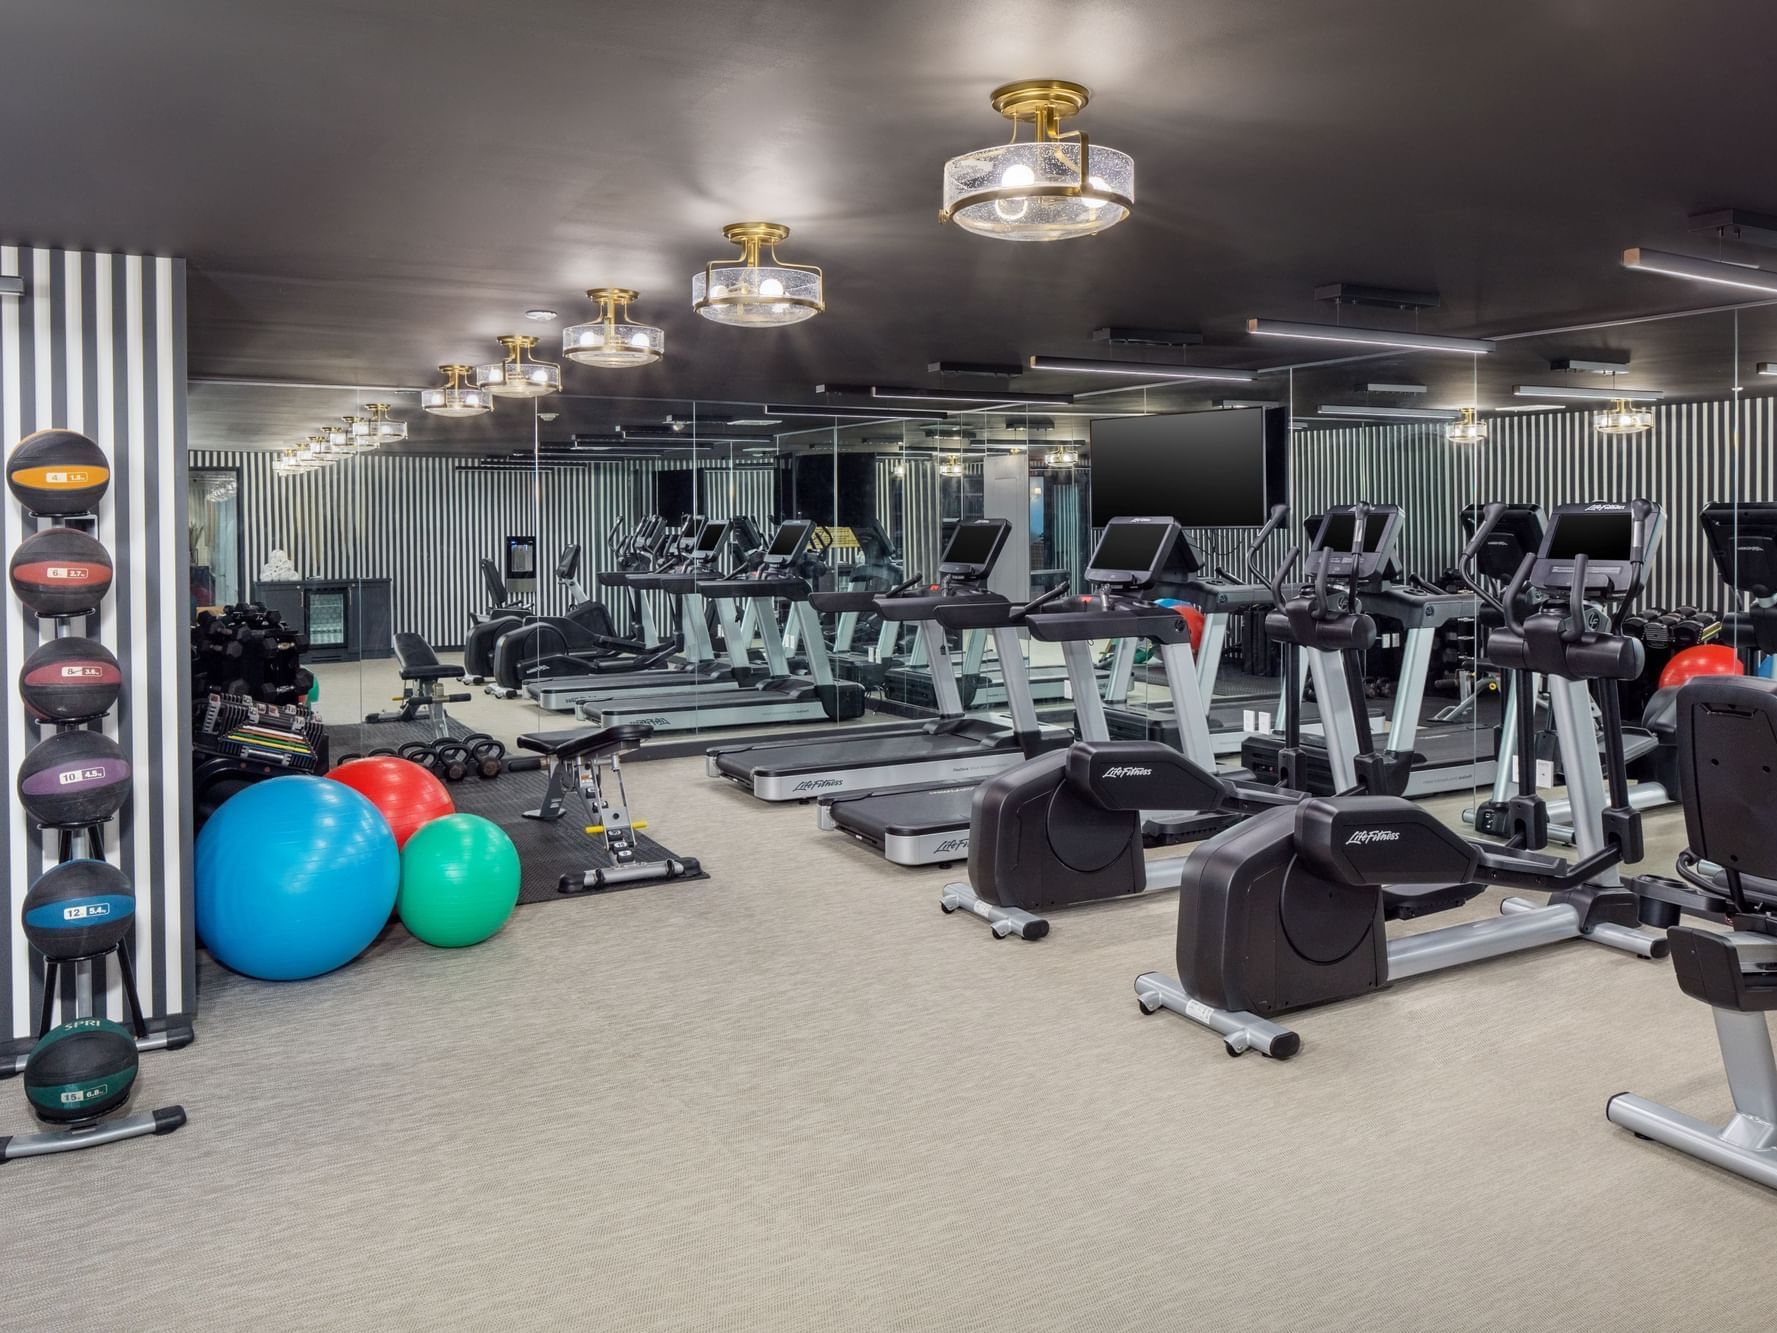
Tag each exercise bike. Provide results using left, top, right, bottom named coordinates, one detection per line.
left=1127, top=500, right=1669, bottom=1057
left=1608, top=676, right=1777, bottom=1189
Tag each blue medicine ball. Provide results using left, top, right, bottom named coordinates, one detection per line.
left=195, top=775, right=399, bottom=981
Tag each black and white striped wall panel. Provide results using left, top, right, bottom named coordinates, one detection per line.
left=193, top=451, right=674, bottom=645
left=1290, top=400, right=1776, bottom=610
left=2, top=247, right=193, bottom=1051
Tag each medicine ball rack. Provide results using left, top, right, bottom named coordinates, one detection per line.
left=3, top=428, right=187, bottom=1158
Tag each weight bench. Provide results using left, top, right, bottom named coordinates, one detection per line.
left=517, top=723, right=703, bottom=893
left=365, top=633, right=472, bottom=740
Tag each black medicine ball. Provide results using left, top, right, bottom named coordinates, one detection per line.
left=24, top=1018, right=137, bottom=1125
left=16, top=730, right=131, bottom=825
left=19, top=636, right=122, bottom=722
left=22, top=860, right=135, bottom=960
left=6, top=430, right=110, bottom=515
left=8, top=527, right=114, bottom=617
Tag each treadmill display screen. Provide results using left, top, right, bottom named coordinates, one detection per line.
left=1088, top=521, right=1170, bottom=578
left=1315, top=511, right=1392, bottom=552
left=1544, top=511, right=1632, bottom=560
left=766, top=522, right=810, bottom=559
left=941, top=522, right=1002, bottom=570
left=693, top=522, right=725, bottom=554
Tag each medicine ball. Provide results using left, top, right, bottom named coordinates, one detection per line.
left=23, top=1017, right=137, bottom=1125
left=16, top=730, right=131, bottom=825
left=22, top=860, right=135, bottom=960
left=8, top=527, right=114, bottom=617
left=6, top=429, right=110, bottom=515
left=19, top=636, right=122, bottom=723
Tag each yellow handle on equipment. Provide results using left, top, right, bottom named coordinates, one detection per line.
left=584, top=821, right=646, bottom=835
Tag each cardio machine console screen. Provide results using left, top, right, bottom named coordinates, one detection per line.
left=937, top=519, right=1009, bottom=577
left=1534, top=504, right=1648, bottom=594
left=1700, top=502, right=1777, bottom=600
left=1085, top=518, right=1180, bottom=588
left=692, top=521, right=727, bottom=556
left=1311, top=506, right=1401, bottom=579
left=765, top=520, right=813, bottom=561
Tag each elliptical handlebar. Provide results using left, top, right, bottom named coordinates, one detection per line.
left=1247, top=503, right=1291, bottom=587
left=1458, top=502, right=1509, bottom=618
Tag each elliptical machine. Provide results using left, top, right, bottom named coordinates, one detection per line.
left=1129, top=500, right=1668, bottom=1056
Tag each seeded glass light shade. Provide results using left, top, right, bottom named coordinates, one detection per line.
left=474, top=334, right=561, bottom=398
left=1045, top=445, right=1080, bottom=468
left=1596, top=399, right=1653, bottom=435
left=1445, top=407, right=1488, bottom=445
left=938, top=455, right=965, bottom=477
left=693, top=222, right=824, bottom=327
left=422, top=364, right=495, bottom=417
left=941, top=80, right=1134, bottom=242
left=353, top=403, right=407, bottom=444
left=563, top=289, right=666, bottom=367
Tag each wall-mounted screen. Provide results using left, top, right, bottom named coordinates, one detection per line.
left=1088, top=407, right=1284, bottom=528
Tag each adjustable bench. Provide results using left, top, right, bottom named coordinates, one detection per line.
left=365, top=632, right=472, bottom=740
left=517, top=723, right=703, bottom=893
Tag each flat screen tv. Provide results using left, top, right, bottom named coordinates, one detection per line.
left=1088, top=407, right=1285, bottom=528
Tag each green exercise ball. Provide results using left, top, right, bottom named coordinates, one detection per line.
left=398, top=814, right=521, bottom=948
left=307, top=677, right=320, bottom=704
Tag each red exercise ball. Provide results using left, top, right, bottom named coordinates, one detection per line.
left=328, top=756, right=454, bottom=848
left=1172, top=604, right=1206, bottom=653
left=1659, top=644, right=1744, bottom=690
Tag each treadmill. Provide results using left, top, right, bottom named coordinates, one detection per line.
left=705, top=519, right=1069, bottom=800
left=581, top=519, right=866, bottom=732
left=823, top=516, right=1237, bottom=865
left=530, top=518, right=740, bottom=710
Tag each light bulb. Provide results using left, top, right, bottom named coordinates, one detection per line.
left=1001, top=162, right=1036, bottom=188
left=710, top=283, right=729, bottom=301
left=759, top=276, right=785, bottom=299
left=628, top=331, right=650, bottom=349
left=1082, top=175, right=1111, bottom=209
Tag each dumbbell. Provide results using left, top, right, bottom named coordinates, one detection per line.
left=463, top=733, right=506, bottom=780
left=432, top=741, right=472, bottom=783
left=399, top=741, right=444, bottom=776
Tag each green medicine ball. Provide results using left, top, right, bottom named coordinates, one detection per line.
left=398, top=813, right=521, bottom=948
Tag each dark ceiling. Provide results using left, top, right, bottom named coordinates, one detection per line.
left=9, top=0, right=1777, bottom=453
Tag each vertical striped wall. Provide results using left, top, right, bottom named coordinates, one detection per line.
left=1288, top=400, right=1777, bottom=609
left=3, top=247, right=192, bottom=1050
left=194, top=451, right=674, bottom=645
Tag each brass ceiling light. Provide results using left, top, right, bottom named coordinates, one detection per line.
left=474, top=334, right=562, bottom=398
left=353, top=403, right=407, bottom=446
left=1445, top=407, right=1488, bottom=445
left=422, top=364, right=495, bottom=418
left=321, top=420, right=353, bottom=451
left=940, top=79, right=1134, bottom=241
left=563, top=288, right=666, bottom=368
left=1595, top=398, right=1654, bottom=435
left=1044, top=443, right=1080, bottom=468
left=692, top=222, right=824, bottom=327
left=938, top=454, right=965, bottom=478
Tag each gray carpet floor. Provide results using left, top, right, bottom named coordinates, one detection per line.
left=5, top=666, right=1773, bottom=1330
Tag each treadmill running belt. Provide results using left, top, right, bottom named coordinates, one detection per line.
left=714, top=731, right=1006, bottom=779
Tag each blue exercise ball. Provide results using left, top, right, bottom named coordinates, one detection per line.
left=1759, top=655, right=1776, bottom=680
left=195, top=775, right=399, bottom=981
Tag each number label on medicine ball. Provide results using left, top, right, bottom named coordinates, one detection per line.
left=22, top=859, right=136, bottom=960
left=8, top=526, right=114, bottom=617
left=19, top=636, right=122, bottom=722
left=6, top=429, right=110, bottom=515
left=23, top=1018, right=137, bottom=1124
left=16, top=731, right=131, bottom=825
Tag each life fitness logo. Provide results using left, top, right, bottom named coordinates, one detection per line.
left=59, top=767, right=108, bottom=786
left=1582, top=503, right=1626, bottom=512
left=1101, top=766, right=1153, bottom=779
left=46, top=565, right=93, bottom=580
left=1344, top=829, right=1402, bottom=846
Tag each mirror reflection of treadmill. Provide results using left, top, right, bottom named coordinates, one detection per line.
left=705, top=516, right=1072, bottom=804
left=579, top=519, right=869, bottom=733
left=877, top=520, right=1090, bottom=713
